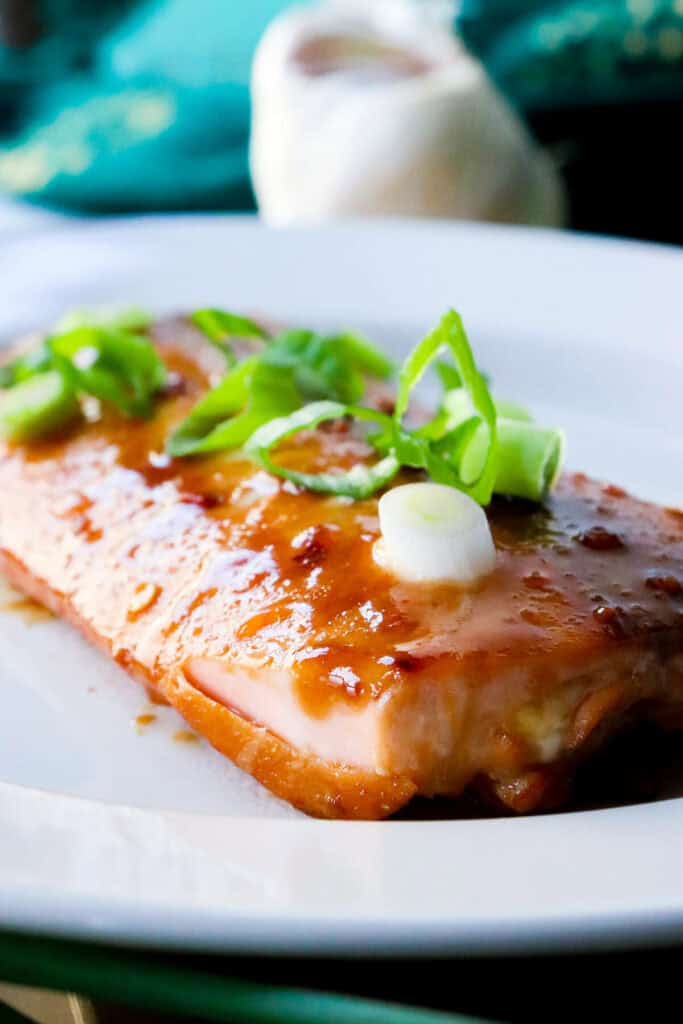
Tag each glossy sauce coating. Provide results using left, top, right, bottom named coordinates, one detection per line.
left=1, top=318, right=683, bottom=728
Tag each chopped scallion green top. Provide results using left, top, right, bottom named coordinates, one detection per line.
left=167, top=316, right=395, bottom=456
left=1, top=304, right=564, bottom=505
left=190, top=309, right=268, bottom=367
left=244, top=309, right=563, bottom=505
left=0, top=310, right=166, bottom=442
left=246, top=402, right=400, bottom=500
left=0, top=370, right=80, bottom=442
left=49, top=325, right=167, bottom=418
left=247, top=310, right=503, bottom=504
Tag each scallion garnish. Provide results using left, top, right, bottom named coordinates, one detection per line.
left=441, top=389, right=532, bottom=428
left=261, top=330, right=376, bottom=404
left=190, top=309, right=268, bottom=367
left=166, top=358, right=301, bottom=457
left=0, top=341, right=53, bottom=389
left=246, top=401, right=400, bottom=499
left=167, top=315, right=395, bottom=456
left=394, top=310, right=498, bottom=504
left=460, top=419, right=564, bottom=502
left=434, top=360, right=462, bottom=392
left=0, top=311, right=166, bottom=442
left=0, top=370, right=80, bottom=442
left=191, top=308, right=267, bottom=342
left=438, top=389, right=564, bottom=501
left=246, top=310, right=502, bottom=505
left=50, top=326, right=167, bottom=418
left=330, top=331, right=395, bottom=382
left=55, top=307, right=153, bottom=334
left=1, top=303, right=564, bottom=506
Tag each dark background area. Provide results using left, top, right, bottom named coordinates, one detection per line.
left=531, top=101, right=681, bottom=245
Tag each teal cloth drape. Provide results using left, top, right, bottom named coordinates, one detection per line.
left=0, top=0, right=291, bottom=211
left=0, top=0, right=681, bottom=212
left=458, top=0, right=683, bottom=111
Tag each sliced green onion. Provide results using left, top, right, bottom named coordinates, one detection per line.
left=460, top=418, right=565, bottom=502
left=0, top=370, right=80, bottom=442
left=441, top=390, right=533, bottom=430
left=435, top=360, right=462, bottom=391
left=331, top=331, right=394, bottom=380
left=493, top=398, right=533, bottom=422
left=169, top=323, right=393, bottom=457
left=382, top=416, right=481, bottom=493
left=246, top=401, right=400, bottom=499
left=262, top=330, right=364, bottom=404
left=0, top=310, right=167, bottom=439
left=167, top=357, right=255, bottom=455
left=172, top=305, right=563, bottom=506
left=396, top=310, right=497, bottom=505
left=55, top=307, right=153, bottom=334
left=439, top=390, right=559, bottom=500
left=166, top=359, right=300, bottom=457
left=0, top=341, right=52, bottom=389
left=376, top=482, right=496, bottom=584
left=431, top=416, right=484, bottom=471
left=190, top=309, right=267, bottom=366
left=191, top=308, right=267, bottom=342
left=49, top=326, right=167, bottom=418
left=262, top=327, right=393, bottom=403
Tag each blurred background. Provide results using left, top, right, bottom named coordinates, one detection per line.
left=0, top=0, right=681, bottom=243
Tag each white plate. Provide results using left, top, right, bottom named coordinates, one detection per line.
left=1, top=215, right=682, bottom=956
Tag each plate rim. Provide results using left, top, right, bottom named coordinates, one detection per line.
left=2, top=213, right=682, bottom=956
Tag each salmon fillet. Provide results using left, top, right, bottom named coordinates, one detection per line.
left=1, top=317, right=682, bottom=818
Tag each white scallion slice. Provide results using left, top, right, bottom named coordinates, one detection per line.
left=374, top=482, right=496, bottom=585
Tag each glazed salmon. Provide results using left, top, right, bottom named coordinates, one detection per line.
left=1, top=318, right=682, bottom=818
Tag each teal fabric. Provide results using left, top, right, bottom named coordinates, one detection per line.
left=0, top=0, right=681, bottom=212
left=456, top=0, right=683, bottom=112
left=0, top=0, right=292, bottom=211
left=0, top=931, right=484, bottom=1024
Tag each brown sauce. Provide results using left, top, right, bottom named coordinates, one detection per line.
left=173, top=729, right=199, bottom=744
left=2, top=320, right=683, bottom=722
left=576, top=526, right=625, bottom=551
left=646, top=574, right=683, bottom=596
left=0, top=588, right=53, bottom=624
left=145, top=686, right=170, bottom=707
left=134, top=713, right=157, bottom=732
